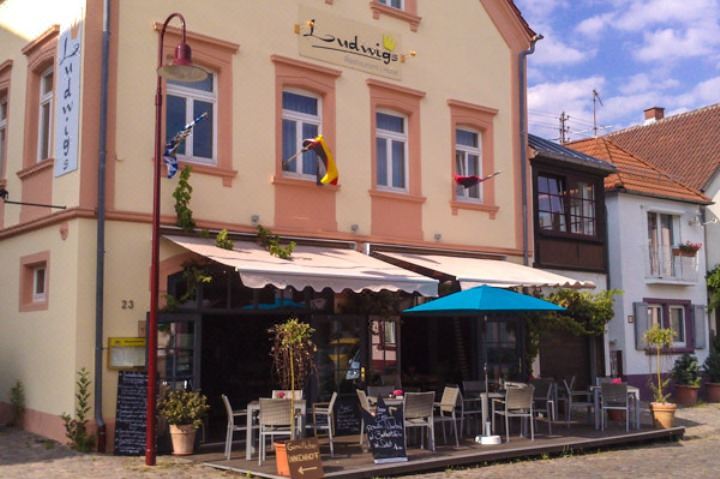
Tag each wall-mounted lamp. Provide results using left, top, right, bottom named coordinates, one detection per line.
left=400, top=50, right=417, bottom=63
left=350, top=224, right=359, bottom=233
left=434, top=233, right=442, bottom=241
left=251, top=214, right=260, bottom=226
left=293, top=18, right=315, bottom=34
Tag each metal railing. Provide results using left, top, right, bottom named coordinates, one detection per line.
left=645, top=244, right=698, bottom=283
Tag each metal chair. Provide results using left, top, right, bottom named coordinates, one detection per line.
left=312, top=392, right=338, bottom=457
left=531, top=379, right=556, bottom=435
left=403, top=392, right=436, bottom=452
left=600, top=383, right=631, bottom=432
left=258, top=398, right=293, bottom=465
left=221, top=394, right=250, bottom=460
left=562, top=376, right=594, bottom=426
left=491, top=384, right=535, bottom=442
left=272, top=389, right=303, bottom=400
left=434, top=386, right=460, bottom=447
left=356, top=389, right=375, bottom=446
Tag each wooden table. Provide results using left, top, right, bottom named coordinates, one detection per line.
left=245, top=399, right=307, bottom=460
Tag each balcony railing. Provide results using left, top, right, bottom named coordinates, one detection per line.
left=645, top=244, right=698, bottom=283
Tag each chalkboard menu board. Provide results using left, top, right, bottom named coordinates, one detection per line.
left=334, top=396, right=361, bottom=435
left=360, top=397, right=407, bottom=464
left=114, top=371, right=148, bottom=456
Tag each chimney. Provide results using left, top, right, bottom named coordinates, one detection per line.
left=643, top=106, right=665, bottom=124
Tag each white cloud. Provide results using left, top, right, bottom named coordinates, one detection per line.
left=614, top=0, right=717, bottom=31
left=514, top=0, right=569, bottom=23
left=619, top=73, right=680, bottom=95
left=575, top=13, right=614, bottom=38
left=634, top=25, right=720, bottom=62
left=672, top=76, right=720, bottom=106
left=531, top=32, right=593, bottom=66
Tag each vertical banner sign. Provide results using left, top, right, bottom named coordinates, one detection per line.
left=54, top=20, right=82, bottom=177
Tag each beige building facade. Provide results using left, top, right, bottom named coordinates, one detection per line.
left=0, top=0, right=536, bottom=448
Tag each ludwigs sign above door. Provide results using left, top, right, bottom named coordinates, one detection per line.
left=298, top=6, right=403, bottom=80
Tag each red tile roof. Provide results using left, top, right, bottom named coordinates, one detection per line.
left=606, top=103, right=720, bottom=191
left=567, top=137, right=711, bottom=205
left=508, top=0, right=537, bottom=38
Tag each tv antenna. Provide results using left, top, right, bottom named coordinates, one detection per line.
left=592, top=89, right=603, bottom=137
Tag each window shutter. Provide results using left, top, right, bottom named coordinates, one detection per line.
left=694, top=305, right=707, bottom=350
left=634, top=302, right=649, bottom=350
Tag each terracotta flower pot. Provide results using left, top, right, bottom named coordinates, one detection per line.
left=650, top=402, right=677, bottom=429
left=169, top=424, right=197, bottom=455
left=274, top=440, right=290, bottom=477
left=607, top=409, right=625, bottom=422
left=674, top=384, right=700, bottom=406
left=706, top=383, right=720, bottom=403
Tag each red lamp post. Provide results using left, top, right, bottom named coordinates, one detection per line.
left=147, top=13, right=207, bottom=466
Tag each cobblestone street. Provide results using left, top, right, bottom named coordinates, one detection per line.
left=1, top=404, right=719, bottom=478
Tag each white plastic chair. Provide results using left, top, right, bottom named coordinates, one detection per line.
left=562, top=376, right=594, bottom=426
left=258, top=398, right=293, bottom=465
left=492, top=384, right=535, bottom=442
left=356, top=389, right=375, bottom=446
left=221, top=394, right=250, bottom=460
left=312, top=392, right=338, bottom=457
left=434, top=386, right=460, bottom=447
left=272, top=389, right=303, bottom=400
left=600, top=383, right=631, bottom=432
left=403, top=392, right=436, bottom=452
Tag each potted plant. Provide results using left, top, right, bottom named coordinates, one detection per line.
left=644, top=325, right=676, bottom=428
left=158, top=389, right=209, bottom=455
left=673, top=241, right=702, bottom=257
left=268, top=317, right=316, bottom=476
left=704, top=334, right=720, bottom=402
left=672, top=353, right=702, bottom=406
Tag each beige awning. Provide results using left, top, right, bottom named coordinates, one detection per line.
left=165, top=236, right=438, bottom=296
left=373, top=251, right=595, bottom=290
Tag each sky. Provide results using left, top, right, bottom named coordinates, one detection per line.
left=514, top=0, right=720, bottom=142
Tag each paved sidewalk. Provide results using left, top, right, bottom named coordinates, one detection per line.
left=1, top=403, right=719, bottom=478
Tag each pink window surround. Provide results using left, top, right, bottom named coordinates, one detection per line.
left=369, top=0, right=422, bottom=32
left=368, top=79, right=425, bottom=241
left=448, top=99, right=499, bottom=218
left=0, top=59, right=11, bottom=230
left=20, top=26, right=58, bottom=224
left=272, top=55, right=341, bottom=233
left=19, top=251, right=50, bottom=312
left=154, top=24, right=239, bottom=187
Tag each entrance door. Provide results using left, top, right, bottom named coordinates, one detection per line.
left=312, top=315, right=367, bottom=398
left=156, top=312, right=201, bottom=390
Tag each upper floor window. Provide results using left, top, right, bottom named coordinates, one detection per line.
left=537, top=174, right=596, bottom=237
left=376, top=111, right=407, bottom=191
left=647, top=212, right=678, bottom=277
left=282, top=90, right=321, bottom=180
left=0, top=92, right=7, bottom=174
left=166, top=73, right=216, bottom=165
left=455, top=128, right=482, bottom=202
left=32, top=264, right=47, bottom=302
left=37, top=68, right=53, bottom=162
left=378, top=0, right=404, bottom=9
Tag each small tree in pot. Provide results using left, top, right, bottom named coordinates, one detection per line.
left=672, top=353, right=702, bottom=406
left=645, top=325, right=676, bottom=428
left=704, top=334, right=720, bottom=402
left=268, top=317, right=316, bottom=476
left=158, top=389, right=209, bottom=455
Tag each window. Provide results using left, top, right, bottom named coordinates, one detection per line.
left=20, top=251, right=49, bottom=312
left=378, top=0, right=404, bottom=9
left=32, top=265, right=46, bottom=302
left=669, top=306, right=686, bottom=346
left=281, top=90, right=321, bottom=180
left=647, top=212, right=678, bottom=277
left=376, top=111, right=407, bottom=191
left=648, top=304, right=663, bottom=329
left=0, top=92, right=7, bottom=175
left=455, top=129, right=482, bottom=201
left=37, top=67, right=53, bottom=162
left=166, top=73, right=216, bottom=165
left=537, top=174, right=597, bottom=236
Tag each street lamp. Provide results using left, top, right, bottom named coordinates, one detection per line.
left=147, top=13, right=207, bottom=466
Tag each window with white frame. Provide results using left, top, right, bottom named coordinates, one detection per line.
left=455, top=128, right=482, bottom=201
left=37, top=68, right=53, bottom=162
left=166, top=72, right=216, bottom=164
left=378, top=0, right=404, bottom=9
left=282, top=90, right=321, bottom=180
left=376, top=111, right=407, bottom=191
left=0, top=92, right=7, bottom=174
left=647, top=212, right=679, bottom=276
left=669, top=305, right=686, bottom=346
left=32, top=264, right=46, bottom=302
left=648, top=304, right=663, bottom=329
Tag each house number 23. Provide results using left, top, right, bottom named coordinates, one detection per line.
left=121, top=300, right=135, bottom=310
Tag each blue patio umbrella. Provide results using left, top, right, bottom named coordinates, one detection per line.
left=403, top=285, right=565, bottom=423
left=402, top=285, right=566, bottom=315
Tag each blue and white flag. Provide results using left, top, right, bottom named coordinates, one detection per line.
left=163, top=111, right=208, bottom=179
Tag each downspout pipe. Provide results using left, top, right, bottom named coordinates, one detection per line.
left=94, top=0, right=111, bottom=452
left=519, top=34, right=543, bottom=266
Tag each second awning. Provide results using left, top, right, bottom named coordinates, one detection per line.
left=165, top=235, right=438, bottom=296
left=373, top=251, right=595, bottom=290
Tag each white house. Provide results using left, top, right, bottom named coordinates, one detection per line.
left=569, top=137, right=711, bottom=398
